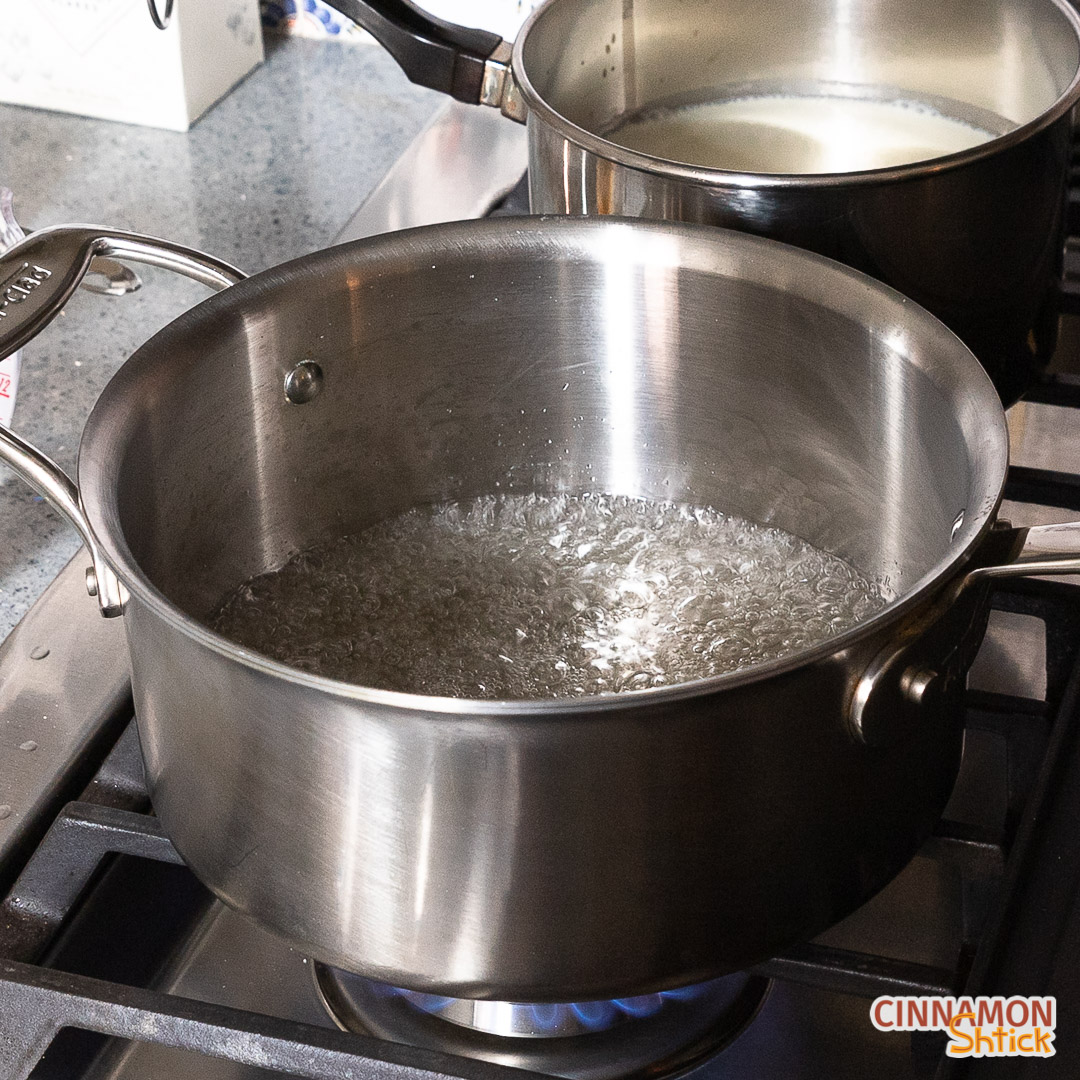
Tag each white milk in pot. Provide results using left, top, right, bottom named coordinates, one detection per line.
left=608, top=92, right=1007, bottom=173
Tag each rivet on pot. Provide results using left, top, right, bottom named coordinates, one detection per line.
left=901, top=666, right=940, bottom=706
left=850, top=654, right=937, bottom=748
left=284, top=361, right=324, bottom=405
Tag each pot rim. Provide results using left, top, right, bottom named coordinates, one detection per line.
left=510, top=0, right=1080, bottom=189
left=78, top=217, right=1009, bottom=716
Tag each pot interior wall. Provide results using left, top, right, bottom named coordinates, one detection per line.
left=522, top=0, right=1080, bottom=152
left=96, top=222, right=999, bottom=628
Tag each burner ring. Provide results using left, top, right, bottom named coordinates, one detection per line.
left=313, top=965, right=771, bottom=1080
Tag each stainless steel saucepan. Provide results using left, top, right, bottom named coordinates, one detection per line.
left=313, top=0, right=1080, bottom=402
left=1, top=217, right=1079, bottom=1001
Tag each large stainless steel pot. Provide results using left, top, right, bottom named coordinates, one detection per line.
left=1, top=217, right=1080, bottom=1001
left=316, top=0, right=1080, bottom=403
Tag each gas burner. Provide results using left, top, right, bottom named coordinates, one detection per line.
left=380, top=983, right=723, bottom=1038
left=313, top=964, right=770, bottom=1080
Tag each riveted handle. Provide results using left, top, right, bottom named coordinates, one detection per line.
left=964, top=521, right=1080, bottom=582
left=849, top=577, right=978, bottom=748
left=0, top=225, right=244, bottom=617
left=850, top=518, right=1080, bottom=745
left=0, top=226, right=240, bottom=361
left=319, top=0, right=513, bottom=107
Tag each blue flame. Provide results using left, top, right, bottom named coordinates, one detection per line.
left=389, top=979, right=714, bottom=1034
left=611, top=992, right=665, bottom=1018
left=658, top=983, right=708, bottom=1002
left=570, top=998, right=620, bottom=1027
left=528, top=1002, right=563, bottom=1033
left=395, top=988, right=456, bottom=1014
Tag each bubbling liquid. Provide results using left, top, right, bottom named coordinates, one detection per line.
left=209, top=493, right=890, bottom=699
left=608, top=94, right=998, bottom=173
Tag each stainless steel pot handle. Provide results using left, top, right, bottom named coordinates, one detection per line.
left=0, top=225, right=244, bottom=617
left=852, top=521, right=1080, bottom=746
left=965, top=522, right=1080, bottom=582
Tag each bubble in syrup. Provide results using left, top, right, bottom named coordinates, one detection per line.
left=209, top=493, right=889, bottom=699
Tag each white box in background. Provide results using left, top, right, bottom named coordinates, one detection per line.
left=0, top=0, right=264, bottom=131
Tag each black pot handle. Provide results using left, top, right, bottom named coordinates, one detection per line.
left=321, top=0, right=506, bottom=104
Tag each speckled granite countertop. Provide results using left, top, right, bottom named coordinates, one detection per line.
left=0, top=35, right=439, bottom=638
